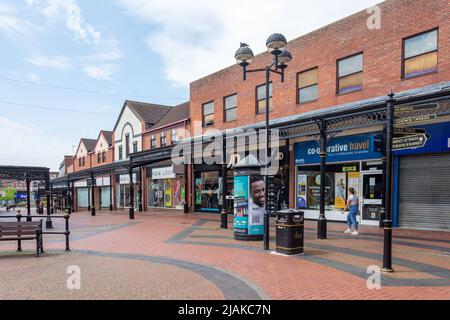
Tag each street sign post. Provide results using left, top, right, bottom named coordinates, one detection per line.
left=392, top=133, right=428, bottom=151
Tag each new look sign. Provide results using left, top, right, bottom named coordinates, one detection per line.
left=295, top=133, right=382, bottom=165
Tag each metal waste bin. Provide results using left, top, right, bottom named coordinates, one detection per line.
left=276, top=209, right=304, bottom=255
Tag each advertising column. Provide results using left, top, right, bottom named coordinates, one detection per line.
left=233, top=165, right=264, bottom=241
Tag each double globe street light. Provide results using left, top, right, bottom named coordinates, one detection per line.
left=235, top=33, right=292, bottom=251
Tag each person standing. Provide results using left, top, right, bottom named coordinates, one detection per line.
left=342, top=187, right=359, bottom=236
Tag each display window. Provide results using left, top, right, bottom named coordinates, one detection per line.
left=296, top=163, right=360, bottom=211
left=195, top=171, right=221, bottom=212
left=148, top=177, right=185, bottom=209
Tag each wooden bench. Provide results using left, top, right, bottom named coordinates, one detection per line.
left=0, top=221, right=43, bottom=256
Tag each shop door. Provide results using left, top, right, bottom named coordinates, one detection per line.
left=361, top=170, right=383, bottom=226
left=398, top=154, right=450, bottom=230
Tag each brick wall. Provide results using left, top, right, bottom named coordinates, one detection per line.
left=189, top=0, right=449, bottom=135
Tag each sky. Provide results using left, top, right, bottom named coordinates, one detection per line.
left=0, top=0, right=382, bottom=171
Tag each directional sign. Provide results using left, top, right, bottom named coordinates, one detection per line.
left=393, top=134, right=428, bottom=151
left=394, top=127, right=427, bottom=136
left=394, top=103, right=438, bottom=113
left=394, top=114, right=437, bottom=126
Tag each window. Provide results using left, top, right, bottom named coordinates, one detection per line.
left=125, top=134, right=130, bottom=158
left=256, top=83, right=273, bottom=114
left=118, top=146, right=123, bottom=160
left=171, top=129, right=178, bottom=144
left=79, top=158, right=82, bottom=167
left=403, top=29, right=438, bottom=79
left=151, top=135, right=157, bottom=149
left=160, top=132, right=167, bottom=147
left=224, top=94, right=237, bottom=122
left=202, top=102, right=214, bottom=127
left=97, top=153, right=101, bottom=163
left=102, top=151, right=106, bottom=163
left=337, top=53, right=363, bottom=95
left=133, top=141, right=138, bottom=153
left=298, top=68, right=318, bottom=103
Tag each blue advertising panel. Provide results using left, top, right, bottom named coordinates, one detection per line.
left=393, top=122, right=450, bottom=156
left=294, top=133, right=383, bottom=165
left=233, top=175, right=249, bottom=232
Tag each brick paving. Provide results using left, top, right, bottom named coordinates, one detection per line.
left=0, top=209, right=449, bottom=300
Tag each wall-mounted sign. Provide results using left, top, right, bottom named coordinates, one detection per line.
left=393, top=134, right=428, bottom=151
left=394, top=114, right=437, bottom=126
left=394, top=127, right=427, bottom=136
left=119, top=174, right=137, bottom=185
left=152, top=166, right=175, bottom=180
left=294, top=133, right=382, bottom=165
left=343, top=166, right=357, bottom=172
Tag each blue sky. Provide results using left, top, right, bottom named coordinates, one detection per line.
left=0, top=0, right=381, bottom=171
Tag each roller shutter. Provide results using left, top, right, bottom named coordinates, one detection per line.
left=398, top=154, right=450, bottom=230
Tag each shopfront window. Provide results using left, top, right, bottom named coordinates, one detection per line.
left=195, top=171, right=221, bottom=212
left=148, top=177, right=185, bottom=209
left=296, top=163, right=360, bottom=211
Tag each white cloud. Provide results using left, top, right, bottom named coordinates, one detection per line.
left=118, top=0, right=383, bottom=87
left=27, top=54, right=73, bottom=70
left=83, top=64, right=119, bottom=81
left=0, top=116, right=71, bottom=171
left=27, top=0, right=101, bottom=45
left=80, top=38, right=123, bottom=62
left=0, top=2, right=36, bottom=39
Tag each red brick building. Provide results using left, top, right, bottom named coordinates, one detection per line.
left=187, top=0, right=450, bottom=230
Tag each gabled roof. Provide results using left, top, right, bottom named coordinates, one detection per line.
left=98, top=130, right=113, bottom=147
left=113, top=100, right=173, bottom=132
left=79, top=138, right=97, bottom=154
left=149, top=101, right=190, bottom=131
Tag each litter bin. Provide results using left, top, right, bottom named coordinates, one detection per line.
left=276, top=209, right=304, bottom=255
left=38, top=205, right=44, bottom=215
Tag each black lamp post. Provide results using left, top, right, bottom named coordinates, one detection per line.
left=235, top=34, right=292, bottom=251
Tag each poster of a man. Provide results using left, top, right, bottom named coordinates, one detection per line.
left=249, top=176, right=266, bottom=231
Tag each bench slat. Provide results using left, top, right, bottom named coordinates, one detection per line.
left=0, top=226, right=40, bottom=230
left=0, top=231, right=38, bottom=236
left=0, top=237, right=36, bottom=241
left=0, top=222, right=40, bottom=227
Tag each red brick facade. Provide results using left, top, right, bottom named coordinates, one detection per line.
left=189, top=0, right=449, bottom=135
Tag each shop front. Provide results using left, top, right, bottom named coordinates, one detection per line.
left=116, top=173, right=138, bottom=210
left=95, top=176, right=112, bottom=209
left=294, top=132, right=384, bottom=225
left=393, top=119, right=450, bottom=231
left=74, top=179, right=89, bottom=210
left=146, top=164, right=185, bottom=209
left=194, top=165, right=223, bottom=213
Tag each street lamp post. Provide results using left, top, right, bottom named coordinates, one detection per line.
left=235, top=34, right=292, bottom=251
left=382, top=91, right=395, bottom=273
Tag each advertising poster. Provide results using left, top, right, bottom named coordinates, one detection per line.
left=195, top=178, right=202, bottom=205
left=307, top=173, right=334, bottom=209
left=348, top=172, right=360, bottom=199
left=164, top=179, right=172, bottom=208
left=297, top=174, right=307, bottom=209
left=248, top=176, right=265, bottom=236
left=233, top=175, right=249, bottom=233
left=334, top=173, right=347, bottom=209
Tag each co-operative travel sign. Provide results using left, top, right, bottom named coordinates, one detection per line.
left=294, top=133, right=382, bottom=165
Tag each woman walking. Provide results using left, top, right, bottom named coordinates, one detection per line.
left=342, top=187, right=359, bottom=236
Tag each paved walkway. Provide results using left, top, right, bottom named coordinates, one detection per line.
left=0, top=209, right=449, bottom=300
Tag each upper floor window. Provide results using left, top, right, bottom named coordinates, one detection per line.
left=298, top=67, right=318, bottom=103
left=133, top=141, right=138, bottom=153
left=151, top=135, right=157, bottom=149
left=97, top=153, right=101, bottom=164
left=118, top=145, right=123, bottom=160
left=125, top=134, right=130, bottom=158
left=403, top=29, right=438, bottom=79
left=224, top=94, right=237, bottom=122
left=256, top=83, right=273, bottom=114
left=337, top=53, right=363, bottom=95
left=160, top=131, right=167, bottom=147
left=202, top=101, right=214, bottom=127
left=102, top=151, right=106, bottom=163
left=171, top=129, right=178, bottom=144
left=78, top=158, right=82, bottom=167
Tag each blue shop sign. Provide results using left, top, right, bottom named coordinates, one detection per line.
left=16, top=192, right=27, bottom=200
left=295, top=133, right=383, bottom=165
left=393, top=122, right=450, bottom=156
